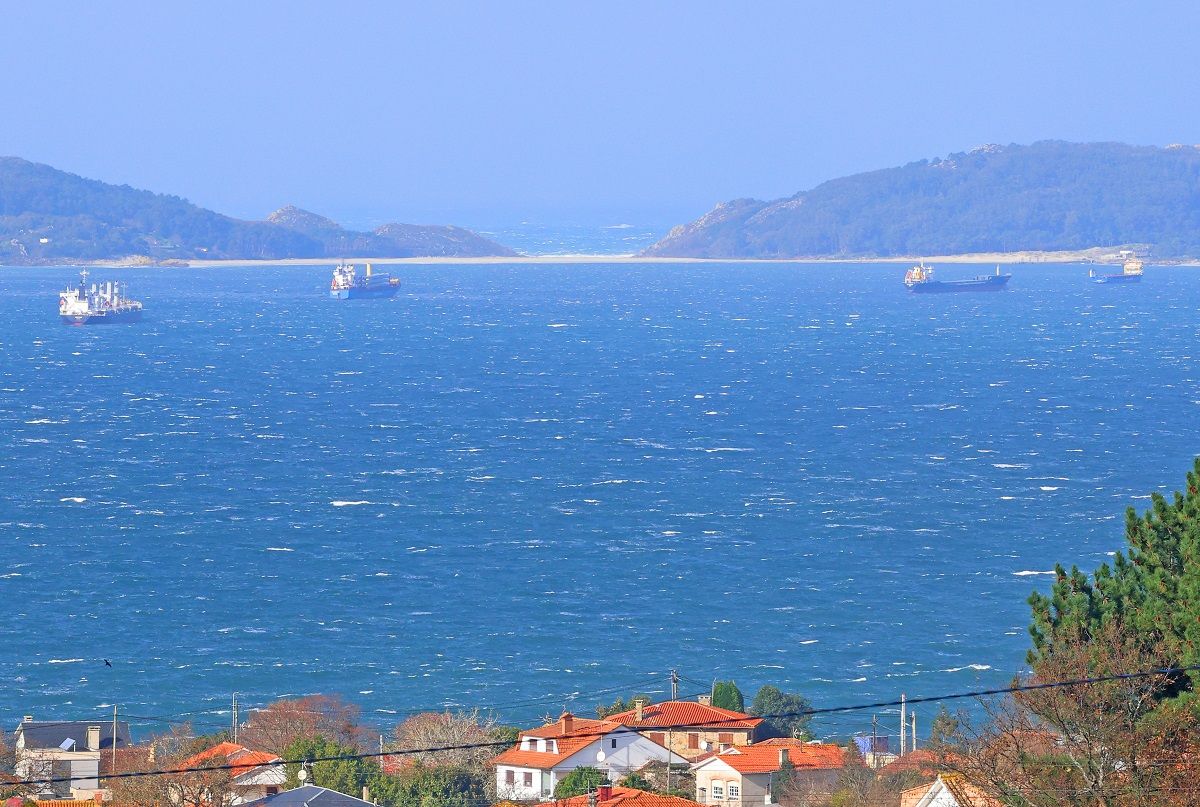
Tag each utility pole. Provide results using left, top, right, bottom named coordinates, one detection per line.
left=670, top=669, right=679, bottom=701
left=112, top=705, right=119, bottom=771
left=899, top=694, right=906, bottom=759
left=870, top=715, right=878, bottom=769
left=379, top=734, right=385, bottom=754
left=910, top=711, right=917, bottom=754
left=232, top=693, right=239, bottom=742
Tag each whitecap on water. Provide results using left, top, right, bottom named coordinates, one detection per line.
left=1013, top=570, right=1055, bottom=576
left=60, top=497, right=87, bottom=503
left=330, top=500, right=371, bottom=507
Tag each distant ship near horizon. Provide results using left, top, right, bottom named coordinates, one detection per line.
left=903, top=262, right=1011, bottom=293
left=329, top=262, right=400, bottom=299
left=1089, top=250, right=1144, bottom=284
left=59, top=269, right=143, bottom=324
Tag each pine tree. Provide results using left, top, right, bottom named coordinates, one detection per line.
left=1027, top=457, right=1200, bottom=695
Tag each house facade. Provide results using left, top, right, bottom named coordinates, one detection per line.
left=603, top=698, right=762, bottom=760
left=14, top=716, right=131, bottom=799
left=690, top=741, right=844, bottom=807
left=899, top=774, right=1000, bottom=807
left=492, top=713, right=687, bottom=801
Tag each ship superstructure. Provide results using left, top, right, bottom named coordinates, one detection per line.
left=904, top=262, right=1011, bottom=293
left=59, top=269, right=144, bottom=324
left=329, top=262, right=400, bottom=299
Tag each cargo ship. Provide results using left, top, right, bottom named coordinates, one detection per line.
left=904, top=262, right=1011, bottom=293
left=59, top=269, right=144, bottom=325
left=329, top=262, right=400, bottom=299
left=1089, top=251, right=1143, bottom=284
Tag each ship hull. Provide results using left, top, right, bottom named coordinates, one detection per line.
left=330, top=285, right=399, bottom=300
left=907, top=275, right=1011, bottom=293
left=61, top=309, right=144, bottom=325
left=1091, top=274, right=1142, bottom=284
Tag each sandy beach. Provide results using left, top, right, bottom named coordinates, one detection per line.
left=75, top=246, right=1192, bottom=269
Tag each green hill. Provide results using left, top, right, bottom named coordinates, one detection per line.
left=0, top=157, right=516, bottom=263
left=643, top=141, right=1200, bottom=259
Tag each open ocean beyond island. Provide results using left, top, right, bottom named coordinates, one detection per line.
left=2, top=260, right=1198, bottom=741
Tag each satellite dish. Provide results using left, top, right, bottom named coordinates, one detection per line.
left=595, top=751, right=606, bottom=763
left=298, top=766, right=309, bottom=782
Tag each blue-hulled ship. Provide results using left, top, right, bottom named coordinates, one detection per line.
left=1089, top=252, right=1143, bottom=284
left=904, top=262, right=1011, bottom=293
left=59, top=269, right=144, bottom=325
left=329, top=262, right=400, bottom=299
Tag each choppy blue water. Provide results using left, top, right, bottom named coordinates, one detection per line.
left=2, top=261, right=1198, bottom=742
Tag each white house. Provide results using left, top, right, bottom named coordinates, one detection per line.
left=492, top=712, right=688, bottom=801
left=14, top=715, right=131, bottom=799
left=690, top=740, right=845, bottom=807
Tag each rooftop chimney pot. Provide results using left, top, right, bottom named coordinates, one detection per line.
left=597, top=785, right=613, bottom=802
left=87, top=725, right=101, bottom=751
left=560, top=712, right=574, bottom=735
left=697, top=695, right=711, bottom=706
left=778, top=748, right=789, bottom=767
left=634, top=699, right=646, bottom=722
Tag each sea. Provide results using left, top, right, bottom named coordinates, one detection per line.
left=2, top=252, right=1198, bottom=745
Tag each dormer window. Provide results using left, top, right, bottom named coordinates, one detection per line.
left=524, top=738, right=536, bottom=751
left=547, top=739, right=556, bottom=753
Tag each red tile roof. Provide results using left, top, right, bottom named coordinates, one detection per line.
left=523, top=716, right=615, bottom=739
left=538, top=787, right=702, bottom=807
left=491, top=735, right=598, bottom=769
left=181, top=742, right=282, bottom=777
left=603, top=702, right=762, bottom=731
left=695, top=742, right=845, bottom=773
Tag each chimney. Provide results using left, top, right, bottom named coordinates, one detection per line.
left=87, top=725, right=101, bottom=751
left=778, top=748, right=789, bottom=768
left=597, top=785, right=613, bottom=802
left=560, top=712, right=574, bottom=735
left=634, top=699, right=646, bottom=722
left=697, top=695, right=711, bottom=706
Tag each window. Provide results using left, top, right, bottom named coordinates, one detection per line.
left=649, top=732, right=666, bottom=746
left=718, top=733, right=733, bottom=745
left=711, top=784, right=724, bottom=800
left=728, top=784, right=740, bottom=800
left=547, top=740, right=556, bottom=753
left=524, top=738, right=536, bottom=750
left=610, top=739, right=617, bottom=749
left=266, top=788, right=279, bottom=797
left=687, top=733, right=700, bottom=750
left=524, top=772, right=533, bottom=787
left=505, top=770, right=515, bottom=785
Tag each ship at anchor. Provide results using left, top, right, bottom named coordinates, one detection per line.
left=904, top=262, right=1011, bottom=293
left=329, top=262, right=400, bottom=299
left=59, top=269, right=144, bottom=324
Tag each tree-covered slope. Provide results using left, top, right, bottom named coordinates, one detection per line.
left=644, top=141, right=1200, bottom=258
left=0, top=158, right=516, bottom=262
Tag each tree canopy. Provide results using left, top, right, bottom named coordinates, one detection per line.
left=748, top=685, right=812, bottom=739
left=711, top=681, right=744, bottom=712
left=1027, top=457, right=1200, bottom=696
left=554, top=767, right=609, bottom=798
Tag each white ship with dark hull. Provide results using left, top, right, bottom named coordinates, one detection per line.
left=59, top=270, right=144, bottom=325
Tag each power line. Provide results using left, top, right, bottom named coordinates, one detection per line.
left=12, top=662, right=1196, bottom=788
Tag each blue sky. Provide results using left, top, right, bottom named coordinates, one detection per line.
left=2, top=1, right=1198, bottom=227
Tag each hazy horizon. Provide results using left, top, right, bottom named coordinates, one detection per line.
left=3, top=1, right=1198, bottom=227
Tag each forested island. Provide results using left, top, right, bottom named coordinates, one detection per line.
left=644, top=141, right=1200, bottom=259
left=0, top=157, right=517, bottom=263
